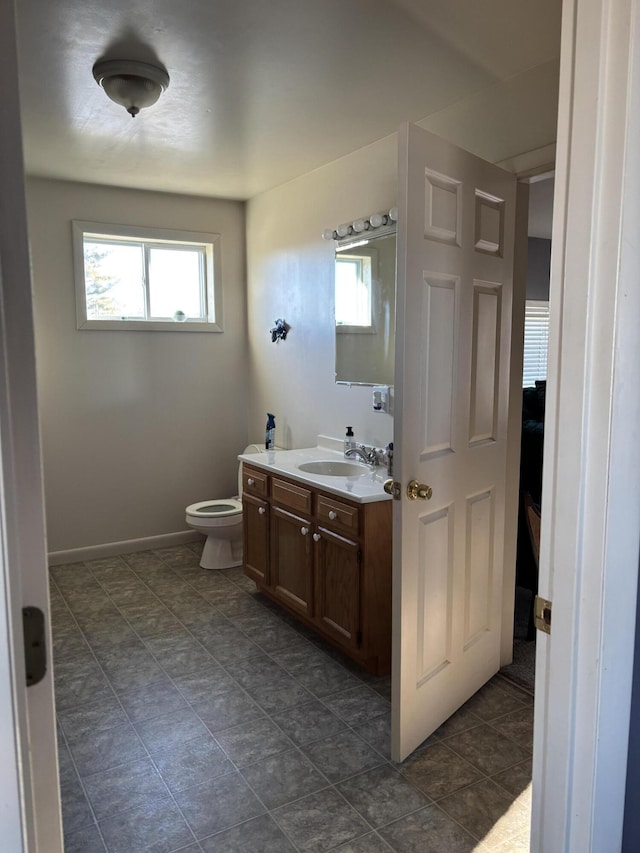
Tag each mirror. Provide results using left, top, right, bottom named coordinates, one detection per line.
left=334, top=229, right=396, bottom=385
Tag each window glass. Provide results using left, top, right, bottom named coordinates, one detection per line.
left=335, top=256, right=372, bottom=327
left=73, top=222, right=222, bottom=332
left=84, top=241, right=145, bottom=319
left=148, top=247, right=204, bottom=320
left=523, top=300, right=550, bottom=386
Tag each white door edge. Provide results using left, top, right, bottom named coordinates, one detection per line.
left=0, top=404, right=29, bottom=853
left=499, top=180, right=529, bottom=667
left=531, top=0, right=640, bottom=849
left=0, top=3, right=63, bottom=850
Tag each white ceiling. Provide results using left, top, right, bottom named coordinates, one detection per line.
left=15, top=0, right=562, bottom=200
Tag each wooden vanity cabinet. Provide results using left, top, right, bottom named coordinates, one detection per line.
left=242, top=463, right=392, bottom=675
left=242, top=492, right=269, bottom=586
left=241, top=465, right=270, bottom=585
left=314, top=526, right=361, bottom=652
left=270, top=505, right=314, bottom=617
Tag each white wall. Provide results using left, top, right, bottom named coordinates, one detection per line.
left=246, top=134, right=398, bottom=452
left=527, top=237, right=551, bottom=300
left=26, top=178, right=247, bottom=554
left=245, top=110, right=558, bottom=452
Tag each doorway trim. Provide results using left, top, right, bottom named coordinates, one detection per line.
left=531, top=0, right=640, bottom=849
left=0, top=1, right=63, bottom=849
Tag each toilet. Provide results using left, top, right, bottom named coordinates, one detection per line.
left=185, top=444, right=262, bottom=570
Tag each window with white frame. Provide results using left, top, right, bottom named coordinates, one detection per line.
left=73, top=221, right=222, bottom=332
left=335, top=252, right=373, bottom=332
left=522, top=299, right=550, bottom=386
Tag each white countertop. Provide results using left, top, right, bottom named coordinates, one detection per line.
left=238, top=439, right=391, bottom=504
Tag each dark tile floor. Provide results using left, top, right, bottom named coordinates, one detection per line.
left=51, top=544, right=533, bottom=853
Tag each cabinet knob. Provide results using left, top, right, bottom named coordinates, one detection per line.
left=313, top=533, right=321, bottom=542
left=247, top=477, right=255, bottom=486
left=328, top=510, right=337, bottom=520
left=300, top=526, right=309, bottom=536
left=258, top=506, right=266, bottom=515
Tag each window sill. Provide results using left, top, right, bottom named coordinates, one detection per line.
left=336, top=325, right=376, bottom=335
left=77, top=319, right=223, bottom=332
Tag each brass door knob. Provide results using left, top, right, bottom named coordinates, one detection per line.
left=406, top=480, right=433, bottom=501
left=383, top=479, right=401, bottom=499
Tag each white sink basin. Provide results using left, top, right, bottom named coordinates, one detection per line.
left=297, top=459, right=370, bottom=477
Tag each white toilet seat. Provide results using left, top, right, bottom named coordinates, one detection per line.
left=186, top=498, right=242, bottom=519
left=185, top=446, right=268, bottom=570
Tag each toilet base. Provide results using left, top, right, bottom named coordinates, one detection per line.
left=200, top=533, right=243, bottom=570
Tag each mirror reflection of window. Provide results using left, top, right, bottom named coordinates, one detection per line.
left=335, top=255, right=373, bottom=329
left=334, top=231, right=396, bottom=386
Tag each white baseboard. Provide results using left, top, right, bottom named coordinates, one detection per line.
left=48, top=530, right=203, bottom=566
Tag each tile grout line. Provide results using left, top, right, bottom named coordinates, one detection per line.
left=54, top=558, right=205, bottom=851
left=92, top=552, right=397, bottom=850
left=87, top=552, right=270, bottom=852
left=119, top=551, right=310, bottom=852
left=82, top=552, right=344, bottom=851
left=59, top=555, right=425, bottom=849
left=52, top=549, right=532, bottom=852
left=49, top=578, right=112, bottom=852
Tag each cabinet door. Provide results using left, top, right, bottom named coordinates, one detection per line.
left=243, top=493, right=269, bottom=586
left=314, top=526, right=361, bottom=651
left=270, top=506, right=313, bottom=617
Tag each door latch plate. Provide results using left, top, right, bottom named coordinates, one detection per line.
left=534, top=595, right=552, bottom=635
left=23, top=606, right=47, bottom=687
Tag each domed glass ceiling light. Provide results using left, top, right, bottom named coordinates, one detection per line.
left=92, top=59, right=170, bottom=117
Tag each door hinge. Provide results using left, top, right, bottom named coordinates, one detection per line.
left=23, top=606, right=47, bottom=687
left=356, top=630, right=363, bottom=646
left=534, top=595, right=552, bottom=635
left=357, top=550, right=362, bottom=566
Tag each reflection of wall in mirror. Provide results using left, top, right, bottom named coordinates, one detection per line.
left=335, top=233, right=396, bottom=385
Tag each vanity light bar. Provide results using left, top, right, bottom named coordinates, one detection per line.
left=322, top=207, right=398, bottom=241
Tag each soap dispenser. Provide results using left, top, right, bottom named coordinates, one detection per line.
left=265, top=413, right=276, bottom=450
left=344, top=426, right=356, bottom=456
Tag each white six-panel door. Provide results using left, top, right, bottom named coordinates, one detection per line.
left=392, top=123, right=516, bottom=761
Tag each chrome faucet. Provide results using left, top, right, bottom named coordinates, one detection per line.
left=345, top=444, right=379, bottom=465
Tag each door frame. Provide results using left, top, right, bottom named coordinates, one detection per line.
left=0, top=0, right=63, bottom=849
left=1, top=0, right=639, bottom=848
left=531, top=0, right=640, bottom=849
left=499, top=177, right=529, bottom=666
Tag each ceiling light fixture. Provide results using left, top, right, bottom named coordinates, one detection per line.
left=92, top=59, right=170, bottom=118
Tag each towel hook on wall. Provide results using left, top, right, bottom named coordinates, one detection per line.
left=270, top=318, right=290, bottom=342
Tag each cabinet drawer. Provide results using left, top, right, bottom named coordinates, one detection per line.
left=272, top=477, right=312, bottom=514
left=243, top=466, right=269, bottom=497
left=317, top=495, right=360, bottom=536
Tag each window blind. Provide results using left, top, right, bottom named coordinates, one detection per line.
left=523, top=300, right=550, bottom=387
